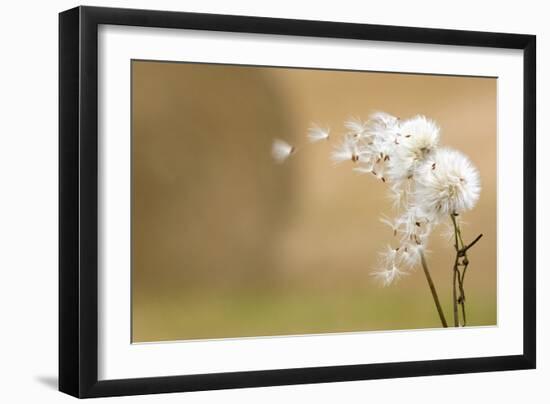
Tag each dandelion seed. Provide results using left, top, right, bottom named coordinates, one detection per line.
left=353, top=165, right=375, bottom=175
left=331, top=135, right=358, bottom=163
left=271, top=139, right=294, bottom=163
left=369, top=111, right=400, bottom=129
left=389, top=188, right=403, bottom=209
left=344, top=117, right=368, bottom=137
left=401, top=242, right=423, bottom=270
left=380, top=215, right=397, bottom=234
left=307, top=124, right=330, bottom=143
left=371, top=245, right=408, bottom=286
left=392, top=207, right=429, bottom=245
left=371, top=265, right=406, bottom=286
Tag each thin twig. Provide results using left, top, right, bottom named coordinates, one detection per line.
left=463, top=233, right=483, bottom=253
left=420, top=250, right=448, bottom=328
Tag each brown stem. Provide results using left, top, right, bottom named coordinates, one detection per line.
left=463, top=233, right=483, bottom=253
left=450, top=214, right=460, bottom=327
left=452, top=256, right=460, bottom=327
left=457, top=265, right=467, bottom=326
left=420, top=250, right=448, bottom=328
left=450, top=214, right=483, bottom=327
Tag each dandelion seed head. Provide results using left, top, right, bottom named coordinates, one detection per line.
left=399, top=115, right=440, bottom=153
left=415, top=148, right=481, bottom=217
left=387, top=115, right=440, bottom=182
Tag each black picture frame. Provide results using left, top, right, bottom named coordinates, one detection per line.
left=59, top=5, right=536, bottom=398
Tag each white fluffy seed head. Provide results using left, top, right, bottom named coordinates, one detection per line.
left=386, top=115, right=440, bottom=182
left=271, top=139, right=294, bottom=163
left=343, top=112, right=400, bottom=178
left=415, top=148, right=481, bottom=217
left=399, top=115, right=440, bottom=153
left=364, top=112, right=401, bottom=156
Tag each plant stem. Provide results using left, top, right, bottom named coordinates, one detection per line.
left=419, top=250, right=448, bottom=328
left=450, top=214, right=460, bottom=326
left=463, top=233, right=483, bottom=252
left=452, top=255, right=459, bottom=327
left=450, top=214, right=483, bottom=327
left=457, top=268, right=467, bottom=326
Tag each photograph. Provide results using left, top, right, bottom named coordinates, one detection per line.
left=131, top=60, right=497, bottom=342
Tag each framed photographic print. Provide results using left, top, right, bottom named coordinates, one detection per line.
left=59, top=6, right=536, bottom=398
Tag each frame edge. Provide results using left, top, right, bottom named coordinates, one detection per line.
left=522, top=34, right=536, bottom=369
left=59, top=5, right=81, bottom=398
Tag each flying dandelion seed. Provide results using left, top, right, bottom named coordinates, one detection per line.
left=271, top=139, right=294, bottom=163
left=307, top=125, right=330, bottom=143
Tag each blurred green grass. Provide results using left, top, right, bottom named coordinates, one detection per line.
left=133, top=283, right=497, bottom=342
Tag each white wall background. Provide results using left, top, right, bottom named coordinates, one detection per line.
left=0, top=0, right=545, bottom=402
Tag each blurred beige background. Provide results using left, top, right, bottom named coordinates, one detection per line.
left=131, top=60, right=496, bottom=343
